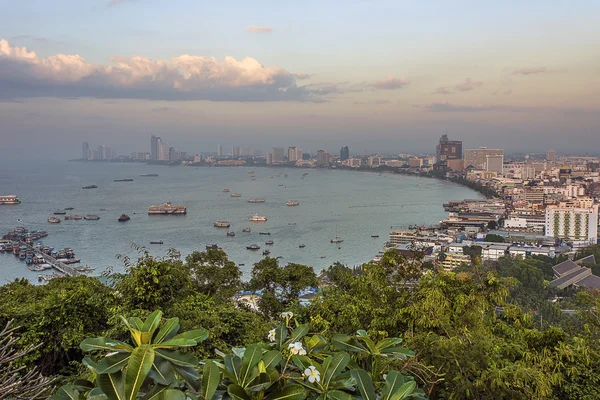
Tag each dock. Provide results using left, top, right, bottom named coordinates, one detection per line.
left=17, top=240, right=81, bottom=277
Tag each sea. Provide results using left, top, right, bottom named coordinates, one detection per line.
left=0, top=160, right=482, bottom=283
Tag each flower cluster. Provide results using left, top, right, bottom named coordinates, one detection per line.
left=288, top=341, right=306, bottom=356
left=267, top=329, right=276, bottom=342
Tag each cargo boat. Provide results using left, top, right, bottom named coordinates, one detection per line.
left=248, top=199, right=265, bottom=203
left=249, top=215, right=267, bottom=222
left=48, top=217, right=61, bottom=223
left=84, top=215, right=100, bottom=220
left=82, top=185, right=98, bottom=189
left=286, top=200, right=300, bottom=206
left=0, top=195, right=21, bottom=205
left=214, top=221, right=231, bottom=228
left=148, top=202, right=187, bottom=215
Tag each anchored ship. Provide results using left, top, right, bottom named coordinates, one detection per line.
left=214, top=221, right=231, bottom=228
left=148, top=202, right=187, bottom=215
left=286, top=200, right=300, bottom=206
left=249, top=215, right=267, bottom=222
left=0, top=195, right=21, bottom=205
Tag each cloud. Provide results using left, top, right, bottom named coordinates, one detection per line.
left=107, top=0, right=137, bottom=6
left=512, top=67, right=547, bottom=75
left=354, top=99, right=392, bottom=105
left=372, top=76, right=409, bottom=90
left=434, top=77, right=483, bottom=94
left=294, top=72, right=313, bottom=80
left=422, top=101, right=593, bottom=114
left=11, top=35, right=67, bottom=45
left=152, top=107, right=170, bottom=112
left=0, top=39, right=325, bottom=102
left=246, top=26, right=273, bottom=34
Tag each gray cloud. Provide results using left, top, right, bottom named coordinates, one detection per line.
left=0, top=39, right=327, bottom=102
left=512, top=67, right=547, bottom=75
left=423, top=101, right=593, bottom=115
left=246, top=26, right=273, bottom=33
left=354, top=99, right=392, bottom=105
left=434, top=77, right=483, bottom=94
left=294, top=72, right=313, bottom=80
left=372, top=77, right=409, bottom=90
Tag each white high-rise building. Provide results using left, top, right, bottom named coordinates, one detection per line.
left=546, top=149, right=557, bottom=162
left=158, top=140, right=170, bottom=161
left=288, top=147, right=299, bottom=162
left=464, top=147, right=504, bottom=170
left=486, top=155, right=504, bottom=174
left=217, top=144, right=222, bottom=157
left=545, top=205, right=598, bottom=249
left=272, top=147, right=284, bottom=163
left=82, top=142, right=90, bottom=160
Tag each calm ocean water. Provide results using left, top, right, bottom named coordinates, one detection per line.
left=0, top=160, right=482, bottom=283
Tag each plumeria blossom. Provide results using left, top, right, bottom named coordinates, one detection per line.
left=281, top=311, right=293, bottom=319
left=288, top=341, right=306, bottom=356
left=304, top=365, right=321, bottom=383
left=267, top=329, right=276, bottom=342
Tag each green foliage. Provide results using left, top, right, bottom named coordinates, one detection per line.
left=186, top=249, right=243, bottom=300
left=484, top=234, right=505, bottom=243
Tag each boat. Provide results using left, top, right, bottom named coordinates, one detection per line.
left=288, top=222, right=297, bottom=225
left=303, top=173, right=308, bottom=176
left=118, top=214, right=131, bottom=222
left=19, top=253, right=26, bottom=260
left=227, top=231, right=236, bottom=237
left=242, top=227, right=251, bottom=232
left=231, top=193, right=242, bottom=197
left=48, top=217, right=61, bottom=223
left=64, top=207, right=74, bottom=210
left=53, top=210, right=66, bottom=215
left=371, top=235, right=379, bottom=238
left=259, top=232, right=271, bottom=235
left=249, top=215, right=267, bottom=222
left=286, top=200, right=300, bottom=206
left=150, top=241, right=164, bottom=244
left=114, top=179, right=134, bottom=182
left=206, top=244, right=219, bottom=250
left=84, top=215, right=100, bottom=220
left=0, top=195, right=21, bottom=205
left=148, top=202, right=187, bottom=215
left=246, top=244, right=260, bottom=250
left=214, top=221, right=231, bottom=228
left=65, top=215, right=83, bottom=220
left=299, top=244, right=306, bottom=248
left=262, top=250, right=270, bottom=256
left=82, top=185, right=98, bottom=189
left=75, top=265, right=95, bottom=272
left=265, top=240, right=274, bottom=245
left=248, top=199, right=266, bottom=203
left=140, top=174, right=159, bottom=177
left=222, top=189, right=230, bottom=193
left=330, top=225, right=343, bottom=243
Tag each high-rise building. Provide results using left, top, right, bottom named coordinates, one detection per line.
left=272, top=147, right=284, bottom=163
left=316, top=150, right=329, bottom=166
left=98, top=145, right=107, bottom=160
left=435, top=134, right=462, bottom=168
left=546, top=149, right=557, bottom=162
left=464, top=147, right=504, bottom=170
left=486, top=155, right=504, bottom=174
left=82, top=142, right=90, bottom=160
left=288, top=147, right=299, bottom=162
left=545, top=205, right=598, bottom=249
left=151, top=135, right=160, bottom=160
left=158, top=140, right=169, bottom=161
left=340, top=146, right=349, bottom=161
left=169, top=147, right=179, bottom=162
left=232, top=146, right=241, bottom=157
left=217, top=144, right=222, bottom=157
left=266, top=153, right=273, bottom=165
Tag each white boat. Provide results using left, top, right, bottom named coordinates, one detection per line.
left=231, top=193, right=242, bottom=197
left=330, top=237, right=344, bottom=243
left=0, top=195, right=21, bottom=205
left=248, top=199, right=266, bottom=203
left=249, top=215, right=267, bottom=222
left=148, top=202, right=187, bottom=215
left=48, top=217, right=61, bottom=223
left=286, top=200, right=300, bottom=206
left=214, top=221, right=231, bottom=228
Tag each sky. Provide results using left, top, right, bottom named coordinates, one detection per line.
left=0, top=0, right=599, bottom=159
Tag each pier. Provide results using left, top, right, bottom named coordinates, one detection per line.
left=16, top=240, right=81, bottom=277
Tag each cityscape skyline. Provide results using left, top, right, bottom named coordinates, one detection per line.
left=0, top=1, right=599, bottom=159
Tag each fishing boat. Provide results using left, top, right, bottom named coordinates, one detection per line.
left=288, top=222, right=297, bottom=225
left=64, top=207, right=74, bottom=210
left=118, top=214, right=130, bottom=222
left=150, top=241, right=164, bottom=244
left=82, top=185, right=98, bottom=189
left=222, top=189, right=230, bottom=193
left=84, top=215, right=100, bottom=220
left=0, top=195, right=21, bottom=205
left=206, top=244, right=219, bottom=250
left=259, top=232, right=271, bottom=235
left=140, top=174, right=159, bottom=177
left=53, top=210, right=66, bottom=215
left=371, top=235, right=379, bottom=238
left=114, top=179, right=134, bottom=182
left=65, top=215, right=83, bottom=220
left=248, top=199, right=266, bottom=203
left=265, top=240, right=274, bottom=245
left=286, top=200, right=299, bottom=206
left=330, top=225, right=343, bottom=243
left=299, top=244, right=306, bottom=248
left=214, top=221, right=231, bottom=228
left=48, top=217, right=61, bottom=223
left=249, top=215, right=267, bottom=222
left=230, top=193, right=242, bottom=197
left=227, top=231, right=236, bottom=237
left=262, top=250, right=270, bottom=256
left=242, top=227, right=251, bottom=232
left=246, top=244, right=260, bottom=250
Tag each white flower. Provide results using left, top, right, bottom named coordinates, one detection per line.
left=267, top=329, right=276, bottom=342
left=288, top=341, right=306, bottom=356
left=280, top=311, right=294, bottom=319
left=304, top=365, right=320, bottom=383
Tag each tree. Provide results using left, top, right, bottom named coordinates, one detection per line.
left=485, top=233, right=505, bottom=243
left=487, top=220, right=498, bottom=230
left=186, top=249, right=242, bottom=300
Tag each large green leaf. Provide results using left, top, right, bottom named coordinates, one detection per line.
left=153, top=317, right=180, bottom=344
left=331, top=335, right=367, bottom=353
left=147, top=358, right=176, bottom=386
left=322, top=353, right=350, bottom=389
left=174, top=364, right=201, bottom=392
left=172, top=329, right=209, bottom=343
left=141, top=310, right=163, bottom=334
left=97, top=371, right=125, bottom=400
left=224, top=355, right=243, bottom=385
left=96, top=353, right=131, bottom=374
left=381, top=371, right=406, bottom=400
left=129, top=317, right=144, bottom=331
left=51, top=385, right=78, bottom=400
left=261, top=350, right=282, bottom=370
left=155, top=348, right=199, bottom=367
left=240, top=344, right=263, bottom=386
left=350, top=370, right=376, bottom=400
left=227, top=384, right=251, bottom=400
left=291, top=355, right=314, bottom=371
left=72, top=379, right=95, bottom=392
left=80, top=338, right=133, bottom=353
left=246, top=372, right=278, bottom=393
left=124, top=345, right=155, bottom=400
left=201, top=360, right=220, bottom=400
left=306, top=335, right=327, bottom=352
left=375, top=338, right=403, bottom=352
left=389, top=382, right=416, bottom=400
left=150, top=389, right=186, bottom=400
left=87, top=387, right=108, bottom=400
left=264, top=384, right=306, bottom=400
left=144, top=384, right=169, bottom=400
left=327, top=390, right=356, bottom=400
left=287, top=324, right=309, bottom=344
left=274, top=324, right=287, bottom=350
left=355, top=335, right=377, bottom=354
left=380, top=347, right=415, bottom=358
left=153, top=338, right=197, bottom=348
